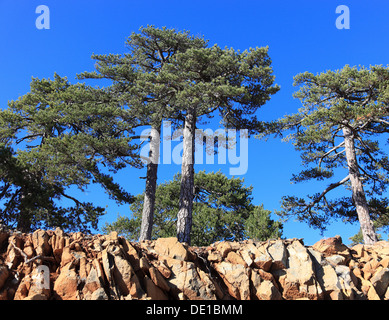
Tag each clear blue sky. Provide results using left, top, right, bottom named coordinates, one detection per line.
left=1, top=0, right=388, bottom=245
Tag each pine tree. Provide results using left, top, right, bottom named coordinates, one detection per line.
left=161, top=44, right=279, bottom=243
left=0, top=74, right=138, bottom=232
left=78, top=26, right=207, bottom=241
left=261, top=65, right=389, bottom=245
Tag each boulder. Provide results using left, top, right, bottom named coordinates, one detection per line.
left=154, top=237, right=188, bottom=261
left=370, top=267, right=389, bottom=297
left=53, top=262, right=79, bottom=300
left=213, top=261, right=250, bottom=300
left=31, top=230, right=51, bottom=256
left=312, top=236, right=350, bottom=258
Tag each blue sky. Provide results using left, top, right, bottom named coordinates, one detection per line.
left=1, top=0, right=389, bottom=245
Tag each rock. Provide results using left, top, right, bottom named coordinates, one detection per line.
left=268, top=240, right=288, bottom=270
left=370, top=268, right=389, bottom=297
left=226, top=251, right=247, bottom=267
left=166, top=259, right=217, bottom=300
left=312, top=236, right=350, bottom=257
left=283, top=240, right=321, bottom=300
left=144, top=275, right=169, bottom=300
left=0, top=266, right=9, bottom=291
left=120, top=238, right=141, bottom=271
left=108, top=244, right=145, bottom=299
left=326, top=254, right=346, bottom=267
left=0, top=225, right=9, bottom=249
left=207, top=251, right=223, bottom=263
left=149, top=266, right=170, bottom=292
left=31, top=230, right=51, bottom=256
left=251, top=269, right=281, bottom=300
left=53, top=262, right=79, bottom=300
left=154, top=237, right=188, bottom=261
left=335, top=265, right=355, bottom=299
left=51, top=227, right=66, bottom=263
left=23, top=293, right=47, bottom=300
left=363, top=259, right=380, bottom=280
left=216, top=242, right=233, bottom=258
left=252, top=254, right=272, bottom=271
left=82, top=261, right=108, bottom=300
left=214, top=261, right=250, bottom=300
left=286, top=240, right=315, bottom=285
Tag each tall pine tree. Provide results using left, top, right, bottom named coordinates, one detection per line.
left=261, top=65, right=389, bottom=245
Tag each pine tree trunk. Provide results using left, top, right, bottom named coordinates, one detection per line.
left=342, top=126, right=378, bottom=245
left=177, top=108, right=196, bottom=244
left=139, top=124, right=161, bottom=241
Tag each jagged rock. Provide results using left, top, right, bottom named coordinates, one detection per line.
left=82, top=260, right=108, bottom=300
left=107, top=244, right=145, bottom=299
left=251, top=269, right=281, bottom=300
left=53, top=262, right=80, bottom=300
left=283, top=240, right=322, bottom=300
left=144, top=275, right=168, bottom=300
left=268, top=239, right=288, bottom=270
left=370, top=267, right=389, bottom=297
left=154, top=237, right=188, bottom=261
left=213, top=261, right=250, bottom=300
left=32, top=230, right=51, bottom=256
left=2, top=229, right=389, bottom=300
left=0, top=266, right=9, bottom=290
left=313, top=236, right=350, bottom=258
left=226, top=251, right=247, bottom=267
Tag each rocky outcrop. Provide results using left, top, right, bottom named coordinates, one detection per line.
left=0, top=227, right=389, bottom=300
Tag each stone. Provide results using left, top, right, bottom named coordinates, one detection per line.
left=251, top=269, right=281, bottom=300
left=312, top=236, right=350, bottom=257
left=83, top=262, right=108, bottom=300
left=149, top=266, right=170, bottom=292
left=53, top=262, right=79, bottom=300
left=31, top=229, right=51, bottom=256
left=23, top=293, right=47, bottom=300
left=283, top=240, right=322, bottom=300
left=144, top=275, right=169, bottom=300
left=214, top=261, right=250, bottom=300
left=216, top=241, right=233, bottom=258
left=252, top=254, right=272, bottom=271
left=121, top=238, right=141, bottom=271
left=370, top=267, right=389, bottom=297
left=363, top=259, right=380, bottom=280
left=167, top=260, right=216, bottom=300
left=207, top=251, right=223, bottom=263
left=154, top=237, right=188, bottom=261
left=51, top=227, right=66, bottom=263
left=226, top=251, right=247, bottom=267
left=268, top=239, right=288, bottom=269
left=109, top=244, right=145, bottom=299
left=0, top=266, right=9, bottom=291
left=325, top=254, right=346, bottom=267
left=238, top=249, right=253, bottom=267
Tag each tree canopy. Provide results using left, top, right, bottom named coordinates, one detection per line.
left=0, top=74, right=140, bottom=232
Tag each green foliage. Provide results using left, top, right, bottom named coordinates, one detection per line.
left=260, top=65, right=389, bottom=233
left=102, top=171, right=282, bottom=246
left=0, top=74, right=140, bottom=232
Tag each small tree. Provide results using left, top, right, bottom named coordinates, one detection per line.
left=103, top=171, right=282, bottom=246
left=262, top=65, right=389, bottom=245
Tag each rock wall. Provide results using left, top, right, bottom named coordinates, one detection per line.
left=0, top=227, right=389, bottom=300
